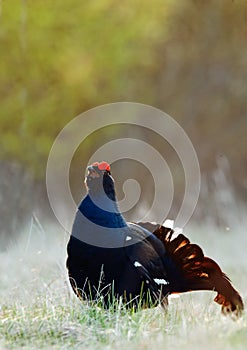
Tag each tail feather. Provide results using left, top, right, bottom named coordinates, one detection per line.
left=153, top=226, right=244, bottom=316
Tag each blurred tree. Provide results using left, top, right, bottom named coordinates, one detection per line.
left=0, top=0, right=171, bottom=177
left=0, top=0, right=246, bottom=239
left=153, top=0, right=247, bottom=201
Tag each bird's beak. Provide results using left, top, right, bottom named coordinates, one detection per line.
left=87, top=166, right=100, bottom=179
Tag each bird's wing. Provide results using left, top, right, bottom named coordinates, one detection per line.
left=124, top=223, right=170, bottom=302
left=140, top=223, right=244, bottom=316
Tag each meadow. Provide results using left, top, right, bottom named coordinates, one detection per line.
left=1, top=2, right=246, bottom=349
left=1, top=219, right=246, bottom=350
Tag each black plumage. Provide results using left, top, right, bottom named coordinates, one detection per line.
left=66, top=161, right=244, bottom=314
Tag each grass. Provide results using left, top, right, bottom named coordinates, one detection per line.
left=0, top=219, right=247, bottom=349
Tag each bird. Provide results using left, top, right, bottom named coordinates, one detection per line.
left=66, top=161, right=244, bottom=315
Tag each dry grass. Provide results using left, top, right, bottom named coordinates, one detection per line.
left=0, top=220, right=247, bottom=349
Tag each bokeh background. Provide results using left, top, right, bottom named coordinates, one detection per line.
left=1, top=0, right=246, bottom=246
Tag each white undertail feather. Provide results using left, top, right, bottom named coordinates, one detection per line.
left=163, top=219, right=174, bottom=229
left=153, top=278, right=169, bottom=285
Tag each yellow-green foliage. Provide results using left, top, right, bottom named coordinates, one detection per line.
left=0, top=0, right=246, bottom=185
left=0, top=0, right=171, bottom=177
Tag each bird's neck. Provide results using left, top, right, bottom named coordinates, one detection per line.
left=78, top=192, right=127, bottom=228
left=87, top=190, right=119, bottom=213
left=88, top=185, right=117, bottom=202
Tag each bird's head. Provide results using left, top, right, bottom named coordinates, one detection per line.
left=85, top=161, right=115, bottom=200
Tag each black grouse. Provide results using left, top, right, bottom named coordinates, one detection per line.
left=66, top=161, right=244, bottom=315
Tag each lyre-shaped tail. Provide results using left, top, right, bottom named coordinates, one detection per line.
left=154, top=226, right=244, bottom=316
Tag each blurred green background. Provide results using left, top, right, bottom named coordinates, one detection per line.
left=0, top=0, right=246, bottom=242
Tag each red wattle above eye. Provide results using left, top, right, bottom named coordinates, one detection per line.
left=97, top=161, right=111, bottom=172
